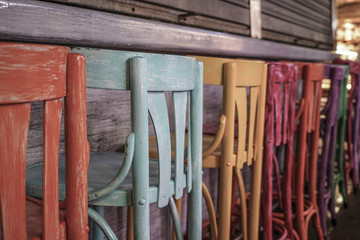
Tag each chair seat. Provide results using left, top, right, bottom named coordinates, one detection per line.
left=26, top=152, right=178, bottom=207
left=0, top=198, right=66, bottom=240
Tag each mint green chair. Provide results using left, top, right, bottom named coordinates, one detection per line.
left=26, top=48, right=203, bottom=240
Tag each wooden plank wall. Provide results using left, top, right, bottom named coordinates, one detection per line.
left=47, top=0, right=251, bottom=37
left=261, top=0, right=333, bottom=50
left=47, top=0, right=333, bottom=50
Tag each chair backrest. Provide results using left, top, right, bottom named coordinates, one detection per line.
left=333, top=60, right=360, bottom=190
left=262, top=62, right=298, bottom=239
left=0, top=43, right=88, bottom=240
left=290, top=62, right=324, bottom=239
left=71, top=48, right=203, bottom=239
left=195, top=56, right=266, bottom=169
left=194, top=56, right=266, bottom=240
left=337, top=66, right=350, bottom=119
left=295, top=63, right=324, bottom=133
left=322, top=65, right=346, bottom=126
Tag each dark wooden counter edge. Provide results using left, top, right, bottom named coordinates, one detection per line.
left=0, top=0, right=338, bottom=61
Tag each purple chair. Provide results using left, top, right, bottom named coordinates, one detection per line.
left=333, top=59, right=360, bottom=195
left=318, top=64, right=346, bottom=238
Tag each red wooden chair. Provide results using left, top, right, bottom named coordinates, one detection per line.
left=291, top=62, right=324, bottom=240
left=0, top=42, right=89, bottom=240
left=261, top=62, right=298, bottom=240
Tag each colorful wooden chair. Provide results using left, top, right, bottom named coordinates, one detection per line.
left=332, top=64, right=350, bottom=211
left=26, top=48, right=203, bottom=240
left=333, top=59, right=360, bottom=196
left=194, top=56, right=267, bottom=240
left=0, top=42, right=88, bottom=240
left=288, top=62, right=324, bottom=240
left=317, top=64, right=346, bottom=238
left=261, top=63, right=298, bottom=240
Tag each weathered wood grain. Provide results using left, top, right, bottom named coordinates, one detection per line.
left=24, top=67, right=231, bottom=240
left=72, top=48, right=195, bottom=91
left=0, top=42, right=75, bottom=240
left=138, top=0, right=250, bottom=25
left=0, top=0, right=337, bottom=60
left=0, top=43, right=68, bottom=104
left=0, top=104, right=31, bottom=240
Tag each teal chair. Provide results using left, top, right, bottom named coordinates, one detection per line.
left=26, top=48, right=203, bottom=240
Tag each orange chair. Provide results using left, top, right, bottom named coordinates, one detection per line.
left=0, top=42, right=89, bottom=240
left=284, top=62, right=324, bottom=240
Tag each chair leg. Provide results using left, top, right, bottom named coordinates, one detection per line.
left=234, top=168, right=248, bottom=240
left=172, top=198, right=183, bottom=240
left=127, top=206, right=134, bottom=240
left=169, top=197, right=184, bottom=240
left=93, top=205, right=105, bottom=240
left=202, top=182, right=218, bottom=240
left=318, top=161, right=328, bottom=238
left=88, top=208, right=118, bottom=240
left=328, top=127, right=337, bottom=224
left=249, top=155, right=263, bottom=240
left=338, top=117, right=348, bottom=207
left=339, top=177, right=348, bottom=208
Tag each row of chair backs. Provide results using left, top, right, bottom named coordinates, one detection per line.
left=262, top=63, right=298, bottom=240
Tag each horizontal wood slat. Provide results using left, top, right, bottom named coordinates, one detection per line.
left=0, top=43, right=68, bottom=104
left=0, top=0, right=336, bottom=59
left=72, top=48, right=195, bottom=91
left=139, top=0, right=250, bottom=25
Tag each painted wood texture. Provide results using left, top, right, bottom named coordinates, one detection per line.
left=0, top=104, right=31, bottom=240
left=0, top=42, right=75, bottom=240
left=317, top=65, right=345, bottom=238
left=65, top=54, right=89, bottom=240
left=191, top=56, right=266, bottom=240
left=43, top=99, right=63, bottom=240
left=0, top=42, right=68, bottom=104
left=262, top=63, right=298, bottom=240
left=289, top=62, right=324, bottom=240
left=72, top=48, right=195, bottom=91
left=22, top=52, right=220, bottom=239
left=28, top=49, right=201, bottom=239
left=0, top=0, right=337, bottom=61
left=333, top=59, right=360, bottom=197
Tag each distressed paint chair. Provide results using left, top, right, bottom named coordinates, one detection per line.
left=261, top=63, right=298, bottom=240
left=194, top=56, right=267, bottom=240
left=333, top=59, right=360, bottom=196
left=26, top=48, right=203, bottom=240
left=153, top=57, right=267, bottom=240
left=333, top=65, right=350, bottom=209
left=286, top=62, right=324, bottom=240
left=0, top=42, right=88, bottom=240
left=317, top=65, right=346, bottom=238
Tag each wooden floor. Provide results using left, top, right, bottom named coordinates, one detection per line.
left=327, top=193, right=360, bottom=240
